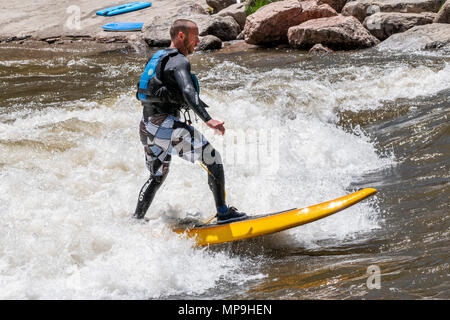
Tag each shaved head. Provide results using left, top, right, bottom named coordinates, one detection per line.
left=169, top=19, right=200, bottom=56
left=170, top=19, right=197, bottom=40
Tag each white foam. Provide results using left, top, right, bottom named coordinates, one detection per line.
left=8, top=55, right=448, bottom=298
left=328, top=62, right=450, bottom=112
left=0, top=96, right=254, bottom=299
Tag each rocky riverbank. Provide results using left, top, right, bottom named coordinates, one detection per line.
left=0, top=0, right=449, bottom=54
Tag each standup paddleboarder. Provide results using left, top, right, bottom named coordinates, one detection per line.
left=134, top=19, right=247, bottom=223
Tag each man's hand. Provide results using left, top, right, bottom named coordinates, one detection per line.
left=206, top=119, right=225, bottom=135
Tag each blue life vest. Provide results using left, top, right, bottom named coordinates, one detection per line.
left=137, top=49, right=170, bottom=102
left=136, top=49, right=200, bottom=103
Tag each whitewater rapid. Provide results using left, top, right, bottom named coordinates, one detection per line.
left=3, top=51, right=448, bottom=299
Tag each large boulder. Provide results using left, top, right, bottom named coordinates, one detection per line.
left=364, top=12, right=436, bottom=40
left=206, top=0, right=236, bottom=13
left=197, top=35, right=223, bottom=51
left=288, top=14, right=380, bottom=49
left=217, top=2, right=248, bottom=29
left=243, top=0, right=338, bottom=45
left=318, top=0, right=350, bottom=12
left=342, top=0, right=443, bottom=22
left=434, top=1, right=450, bottom=23
left=199, top=15, right=242, bottom=41
left=376, top=23, right=450, bottom=50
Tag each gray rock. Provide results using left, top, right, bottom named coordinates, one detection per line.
left=143, top=14, right=213, bottom=48
left=217, top=39, right=261, bottom=53
left=197, top=35, right=223, bottom=51
left=127, top=34, right=149, bottom=53
left=342, top=0, right=443, bottom=22
left=288, top=14, right=380, bottom=49
left=364, top=12, right=436, bottom=40
left=308, top=43, right=334, bottom=53
left=217, top=2, right=248, bottom=29
left=206, top=0, right=236, bottom=13
left=177, top=3, right=208, bottom=15
left=376, top=23, right=450, bottom=50
left=434, top=0, right=450, bottom=23
left=144, top=38, right=172, bottom=47
left=44, top=37, right=60, bottom=44
left=199, top=15, right=241, bottom=41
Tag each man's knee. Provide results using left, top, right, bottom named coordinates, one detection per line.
left=201, top=143, right=222, bottom=166
left=153, top=163, right=170, bottom=184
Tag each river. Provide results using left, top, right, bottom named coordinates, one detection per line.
left=0, top=42, right=448, bottom=299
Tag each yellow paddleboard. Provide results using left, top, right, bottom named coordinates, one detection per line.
left=174, top=188, right=377, bottom=246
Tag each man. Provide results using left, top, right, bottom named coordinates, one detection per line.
left=134, top=19, right=247, bottom=224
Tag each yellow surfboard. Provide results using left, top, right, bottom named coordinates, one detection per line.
left=174, top=188, right=377, bottom=246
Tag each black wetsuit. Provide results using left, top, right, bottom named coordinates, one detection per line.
left=142, top=48, right=211, bottom=122
left=134, top=48, right=226, bottom=219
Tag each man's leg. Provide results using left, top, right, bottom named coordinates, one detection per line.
left=134, top=116, right=172, bottom=220
left=171, top=119, right=247, bottom=222
left=133, top=166, right=169, bottom=219
left=201, top=145, right=246, bottom=222
left=201, top=143, right=227, bottom=213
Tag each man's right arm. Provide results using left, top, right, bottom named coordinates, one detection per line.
left=173, top=59, right=212, bottom=123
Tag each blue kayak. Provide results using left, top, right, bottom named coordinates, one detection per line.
left=102, top=22, right=144, bottom=31
left=96, top=2, right=151, bottom=16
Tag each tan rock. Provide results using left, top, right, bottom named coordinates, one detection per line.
left=177, top=3, right=208, bottom=15
left=243, top=0, right=338, bottom=45
left=206, top=0, right=236, bottom=13
left=434, top=1, right=450, bottom=23
left=0, top=0, right=213, bottom=42
left=288, top=14, right=380, bottom=49
left=216, top=40, right=261, bottom=53
left=218, top=2, right=247, bottom=29
left=308, top=43, right=334, bottom=53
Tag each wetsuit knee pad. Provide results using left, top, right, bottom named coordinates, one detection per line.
left=201, top=144, right=223, bottom=177
left=201, top=143, right=223, bottom=166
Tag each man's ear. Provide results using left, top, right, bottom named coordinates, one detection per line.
left=178, top=31, right=185, bottom=40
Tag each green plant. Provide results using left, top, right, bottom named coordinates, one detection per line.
left=245, top=0, right=277, bottom=16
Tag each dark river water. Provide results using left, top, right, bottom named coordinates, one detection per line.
left=0, top=42, right=448, bottom=299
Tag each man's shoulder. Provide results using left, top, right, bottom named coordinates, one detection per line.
left=166, top=52, right=190, bottom=72
left=170, top=51, right=189, bottom=64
